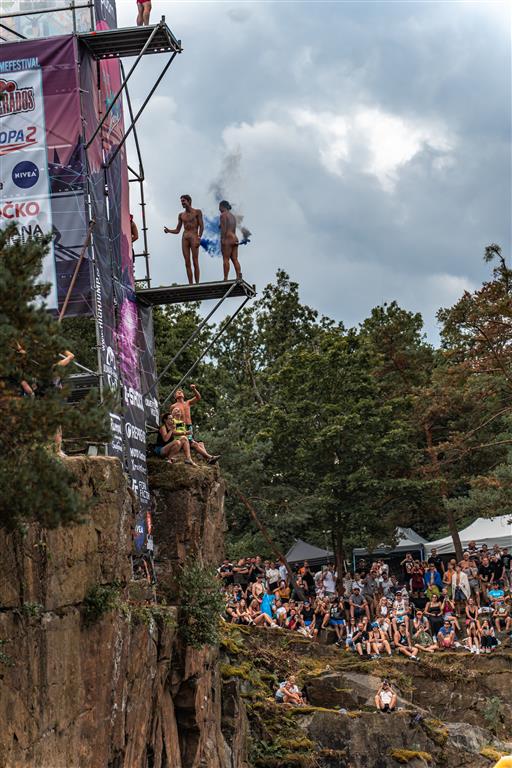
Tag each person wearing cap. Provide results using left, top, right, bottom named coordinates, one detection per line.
left=437, top=618, right=456, bottom=650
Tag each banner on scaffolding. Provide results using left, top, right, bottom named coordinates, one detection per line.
left=80, top=43, right=152, bottom=554
left=0, top=36, right=91, bottom=315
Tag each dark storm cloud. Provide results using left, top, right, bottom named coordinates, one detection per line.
left=118, top=1, right=510, bottom=340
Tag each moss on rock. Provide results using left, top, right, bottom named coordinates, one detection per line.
left=389, top=748, right=433, bottom=764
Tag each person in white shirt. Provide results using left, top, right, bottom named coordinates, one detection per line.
left=323, top=566, right=337, bottom=596
left=375, top=680, right=397, bottom=712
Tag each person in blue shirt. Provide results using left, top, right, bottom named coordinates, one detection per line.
left=260, top=586, right=276, bottom=618
left=424, top=565, right=443, bottom=599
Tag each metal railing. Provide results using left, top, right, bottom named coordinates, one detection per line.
left=0, top=1, right=94, bottom=42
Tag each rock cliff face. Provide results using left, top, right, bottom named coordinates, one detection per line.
left=220, top=624, right=512, bottom=768
left=2, top=456, right=511, bottom=768
left=0, top=456, right=248, bottom=768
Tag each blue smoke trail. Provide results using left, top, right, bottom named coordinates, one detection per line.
left=200, top=214, right=221, bottom=257
left=200, top=213, right=251, bottom=256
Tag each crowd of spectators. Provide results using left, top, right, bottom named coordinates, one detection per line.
left=219, top=543, right=512, bottom=658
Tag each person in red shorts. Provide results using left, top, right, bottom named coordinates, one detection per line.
left=136, top=0, right=152, bottom=26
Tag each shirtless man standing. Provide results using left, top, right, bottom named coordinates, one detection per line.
left=173, top=384, right=220, bottom=464
left=219, top=200, right=242, bottom=281
left=164, top=195, right=204, bottom=284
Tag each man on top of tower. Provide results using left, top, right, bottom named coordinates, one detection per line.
left=219, top=200, right=242, bottom=281
left=136, top=0, right=152, bottom=27
left=164, top=195, right=204, bottom=285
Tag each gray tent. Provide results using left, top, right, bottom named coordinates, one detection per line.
left=285, top=539, right=334, bottom=569
left=352, top=527, right=427, bottom=567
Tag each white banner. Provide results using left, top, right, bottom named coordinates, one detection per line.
left=0, top=65, right=57, bottom=309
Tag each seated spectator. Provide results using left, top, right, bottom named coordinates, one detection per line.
left=349, top=586, right=370, bottom=624
left=465, top=619, right=482, bottom=654
left=391, top=591, right=410, bottom=634
left=154, top=410, right=197, bottom=465
left=412, top=610, right=438, bottom=653
left=277, top=579, right=291, bottom=603
left=424, top=564, right=443, bottom=599
left=234, top=598, right=252, bottom=625
left=368, top=626, right=392, bottom=658
left=329, top=597, right=347, bottom=645
left=489, top=584, right=509, bottom=633
left=311, top=598, right=330, bottom=639
left=260, top=585, right=276, bottom=618
left=352, top=621, right=371, bottom=657
left=480, top=619, right=498, bottom=653
left=274, top=598, right=288, bottom=627
left=465, top=597, right=479, bottom=627
left=281, top=676, right=305, bottom=706
left=440, top=590, right=460, bottom=631
left=247, top=598, right=274, bottom=627
left=301, top=599, right=315, bottom=631
left=375, top=680, right=397, bottom=713
left=437, top=618, right=456, bottom=650
left=394, top=624, right=419, bottom=660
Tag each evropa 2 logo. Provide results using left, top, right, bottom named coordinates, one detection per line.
left=0, top=78, right=35, bottom=117
left=0, top=126, right=37, bottom=156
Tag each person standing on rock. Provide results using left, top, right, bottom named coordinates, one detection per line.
left=172, top=385, right=219, bottom=464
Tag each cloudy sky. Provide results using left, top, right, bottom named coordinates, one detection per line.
left=117, top=0, right=510, bottom=340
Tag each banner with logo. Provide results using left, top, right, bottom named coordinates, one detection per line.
left=138, top=304, right=160, bottom=429
left=80, top=42, right=152, bottom=554
left=0, top=36, right=91, bottom=316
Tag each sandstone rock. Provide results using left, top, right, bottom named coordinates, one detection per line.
left=0, top=458, right=246, bottom=768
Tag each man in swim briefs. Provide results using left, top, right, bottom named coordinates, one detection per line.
left=164, top=195, right=204, bottom=284
left=136, top=0, right=151, bottom=26
left=219, top=200, right=242, bottom=281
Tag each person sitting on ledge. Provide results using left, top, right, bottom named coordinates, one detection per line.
left=173, top=384, right=220, bottom=464
left=154, top=409, right=197, bottom=466
left=375, top=680, right=397, bottom=713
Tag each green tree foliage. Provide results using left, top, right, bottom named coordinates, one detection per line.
left=176, top=560, right=225, bottom=648
left=0, top=225, right=109, bottom=529
left=194, top=250, right=510, bottom=564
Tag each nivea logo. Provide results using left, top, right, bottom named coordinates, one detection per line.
left=12, top=160, right=39, bottom=189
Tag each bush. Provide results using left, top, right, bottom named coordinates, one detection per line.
left=83, top=583, right=121, bottom=625
left=176, top=560, right=225, bottom=648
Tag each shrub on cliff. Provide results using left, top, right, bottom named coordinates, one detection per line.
left=177, top=560, right=225, bottom=648
left=0, top=224, right=109, bottom=528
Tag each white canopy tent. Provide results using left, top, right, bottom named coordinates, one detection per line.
left=425, top=515, right=512, bottom=557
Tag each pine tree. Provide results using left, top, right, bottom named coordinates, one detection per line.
left=0, top=224, right=109, bottom=529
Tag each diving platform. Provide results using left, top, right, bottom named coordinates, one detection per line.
left=78, top=20, right=181, bottom=60
left=136, top=278, right=256, bottom=307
